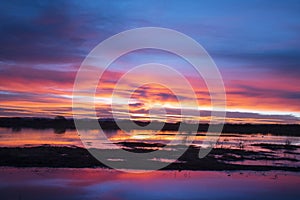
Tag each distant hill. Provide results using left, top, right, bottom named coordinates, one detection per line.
left=0, top=117, right=299, bottom=136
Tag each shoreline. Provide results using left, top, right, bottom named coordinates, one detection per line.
left=1, top=117, right=300, bottom=135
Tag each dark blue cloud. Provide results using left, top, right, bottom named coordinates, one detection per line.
left=0, top=0, right=128, bottom=64
left=1, top=0, right=300, bottom=75
left=231, top=84, right=300, bottom=100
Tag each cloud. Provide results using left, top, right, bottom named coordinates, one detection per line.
left=0, top=0, right=130, bottom=64
left=0, top=0, right=299, bottom=123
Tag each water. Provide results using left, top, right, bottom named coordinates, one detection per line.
left=0, top=128, right=299, bottom=149
left=0, top=168, right=299, bottom=200
left=0, top=128, right=299, bottom=199
left=0, top=128, right=83, bottom=147
left=0, top=128, right=299, bottom=167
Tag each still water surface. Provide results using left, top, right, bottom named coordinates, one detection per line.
left=0, top=128, right=299, bottom=199
left=0, top=128, right=299, bottom=149
left=0, top=168, right=299, bottom=200
left=0, top=128, right=299, bottom=167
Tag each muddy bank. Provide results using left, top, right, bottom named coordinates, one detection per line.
left=0, top=143, right=299, bottom=171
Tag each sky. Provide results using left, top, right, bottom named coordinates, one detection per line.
left=0, top=0, right=300, bottom=124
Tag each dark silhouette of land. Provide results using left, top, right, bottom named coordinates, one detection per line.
left=0, top=143, right=298, bottom=171
left=0, top=117, right=299, bottom=136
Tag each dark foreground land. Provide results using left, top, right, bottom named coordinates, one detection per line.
left=0, top=142, right=299, bottom=171
left=0, top=117, right=300, bottom=135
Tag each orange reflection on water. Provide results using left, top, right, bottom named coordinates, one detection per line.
left=0, top=128, right=82, bottom=147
